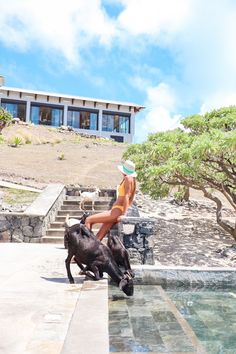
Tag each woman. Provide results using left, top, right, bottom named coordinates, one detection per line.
left=85, top=160, right=137, bottom=241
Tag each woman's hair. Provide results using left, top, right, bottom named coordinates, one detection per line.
left=129, top=177, right=136, bottom=203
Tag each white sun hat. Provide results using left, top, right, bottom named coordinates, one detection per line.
left=117, top=160, right=137, bottom=177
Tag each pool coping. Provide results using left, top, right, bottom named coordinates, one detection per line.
left=132, top=264, right=236, bottom=288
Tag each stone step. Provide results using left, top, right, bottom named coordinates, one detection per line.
left=46, top=229, right=65, bottom=237
left=50, top=221, right=103, bottom=229
left=61, top=204, right=109, bottom=211
left=55, top=214, right=96, bottom=222
left=65, top=196, right=113, bottom=202
left=46, top=226, right=100, bottom=237
left=58, top=210, right=106, bottom=216
left=41, top=236, right=64, bottom=244
left=63, top=200, right=111, bottom=205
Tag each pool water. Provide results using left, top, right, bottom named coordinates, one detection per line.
left=109, top=285, right=236, bottom=353
left=168, top=289, right=236, bottom=354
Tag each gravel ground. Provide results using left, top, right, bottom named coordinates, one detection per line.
left=135, top=191, right=236, bottom=268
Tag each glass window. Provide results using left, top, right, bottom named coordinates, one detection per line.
left=114, top=115, right=119, bottom=132
left=51, top=109, right=63, bottom=127
left=80, top=111, right=90, bottom=129
left=68, top=109, right=98, bottom=130
left=17, top=104, right=26, bottom=121
left=67, top=110, right=80, bottom=128
left=30, top=105, right=63, bottom=127
left=102, top=113, right=130, bottom=133
left=1, top=101, right=26, bottom=121
left=120, top=116, right=130, bottom=133
left=31, top=106, right=40, bottom=124
left=102, top=114, right=114, bottom=132
left=90, top=113, right=98, bottom=130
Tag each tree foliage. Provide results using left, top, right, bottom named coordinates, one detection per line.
left=124, top=106, right=236, bottom=240
left=0, top=108, right=12, bottom=133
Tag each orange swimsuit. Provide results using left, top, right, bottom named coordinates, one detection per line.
left=112, top=180, right=129, bottom=212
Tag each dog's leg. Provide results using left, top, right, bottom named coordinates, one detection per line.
left=73, top=256, right=86, bottom=272
left=65, top=251, right=75, bottom=284
left=90, top=265, right=101, bottom=280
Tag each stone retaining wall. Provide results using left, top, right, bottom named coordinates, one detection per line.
left=118, top=216, right=156, bottom=265
left=0, top=184, right=66, bottom=242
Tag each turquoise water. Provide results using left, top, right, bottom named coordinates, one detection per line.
left=109, top=285, right=236, bottom=353
left=168, top=289, right=236, bottom=354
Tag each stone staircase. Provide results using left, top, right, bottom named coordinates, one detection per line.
left=42, top=191, right=115, bottom=244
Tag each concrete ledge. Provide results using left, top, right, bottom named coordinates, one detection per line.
left=61, top=278, right=109, bottom=354
left=25, top=184, right=65, bottom=216
left=0, top=180, right=42, bottom=193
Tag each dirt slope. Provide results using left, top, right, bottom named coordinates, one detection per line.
left=0, top=124, right=126, bottom=188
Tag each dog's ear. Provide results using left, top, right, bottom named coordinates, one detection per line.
left=119, top=278, right=128, bottom=291
left=80, top=224, right=95, bottom=238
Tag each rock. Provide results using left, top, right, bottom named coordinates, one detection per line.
left=0, top=230, right=11, bottom=242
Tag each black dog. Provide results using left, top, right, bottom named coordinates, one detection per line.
left=64, top=221, right=134, bottom=296
left=107, top=233, right=135, bottom=279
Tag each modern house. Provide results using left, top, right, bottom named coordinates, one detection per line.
left=0, top=76, right=144, bottom=143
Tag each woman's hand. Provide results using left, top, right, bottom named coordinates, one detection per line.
left=117, top=215, right=124, bottom=222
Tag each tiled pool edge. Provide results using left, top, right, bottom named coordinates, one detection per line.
left=133, top=264, right=236, bottom=288
left=157, top=286, right=207, bottom=354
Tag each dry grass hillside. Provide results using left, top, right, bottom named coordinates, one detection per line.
left=0, top=124, right=126, bottom=188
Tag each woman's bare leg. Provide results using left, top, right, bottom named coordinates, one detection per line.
left=96, top=222, right=115, bottom=241
left=85, top=209, right=121, bottom=231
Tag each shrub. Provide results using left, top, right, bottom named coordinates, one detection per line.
left=10, top=136, right=22, bottom=147
left=73, top=136, right=81, bottom=144
left=58, top=152, right=66, bottom=160
left=0, top=108, right=12, bottom=133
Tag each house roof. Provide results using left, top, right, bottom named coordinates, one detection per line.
left=0, top=86, right=145, bottom=112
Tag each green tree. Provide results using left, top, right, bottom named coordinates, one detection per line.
left=124, top=106, right=236, bottom=240
left=0, top=108, right=12, bottom=133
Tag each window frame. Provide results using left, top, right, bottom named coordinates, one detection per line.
left=102, top=111, right=131, bottom=134
left=67, top=107, right=99, bottom=131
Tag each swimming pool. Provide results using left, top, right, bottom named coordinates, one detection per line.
left=109, top=285, right=236, bottom=353
left=168, top=288, right=236, bottom=354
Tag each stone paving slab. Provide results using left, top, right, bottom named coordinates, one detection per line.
left=0, top=243, right=83, bottom=354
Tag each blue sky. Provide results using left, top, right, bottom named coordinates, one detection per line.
left=1, top=0, right=236, bottom=142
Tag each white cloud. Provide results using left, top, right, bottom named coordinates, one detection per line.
left=1, top=0, right=236, bottom=139
left=117, top=0, right=192, bottom=39
left=135, top=82, right=182, bottom=142
left=200, top=92, right=236, bottom=115
left=0, top=0, right=116, bottom=66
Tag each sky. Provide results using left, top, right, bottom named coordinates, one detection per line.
left=1, top=0, right=236, bottom=142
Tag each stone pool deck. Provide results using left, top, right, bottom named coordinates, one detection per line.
left=0, top=243, right=108, bottom=354
left=1, top=243, right=236, bottom=354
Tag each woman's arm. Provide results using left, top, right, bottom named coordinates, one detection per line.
left=122, top=176, right=132, bottom=215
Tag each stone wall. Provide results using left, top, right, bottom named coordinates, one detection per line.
left=0, top=184, right=66, bottom=243
left=118, top=216, right=156, bottom=265
left=0, top=214, right=44, bottom=242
